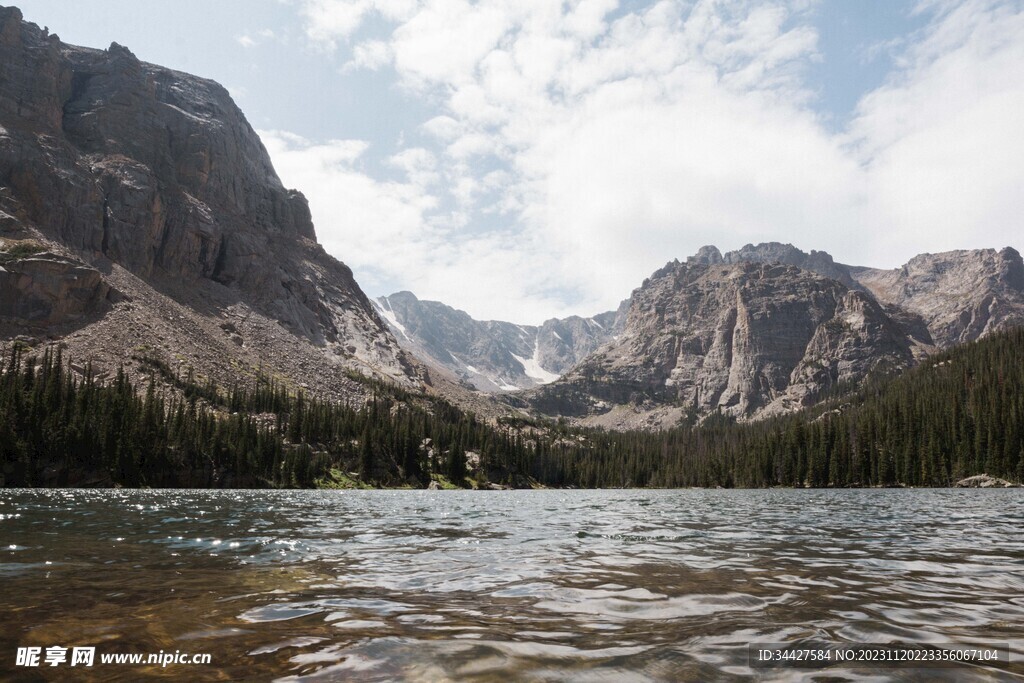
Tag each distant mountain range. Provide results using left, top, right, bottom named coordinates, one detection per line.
left=372, top=292, right=627, bottom=392
left=375, top=242, right=1024, bottom=430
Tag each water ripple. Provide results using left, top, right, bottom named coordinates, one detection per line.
left=0, top=488, right=1021, bottom=681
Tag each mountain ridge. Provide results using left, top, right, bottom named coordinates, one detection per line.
left=372, top=291, right=627, bottom=393
left=522, top=242, right=1023, bottom=429
left=370, top=241, right=1023, bottom=429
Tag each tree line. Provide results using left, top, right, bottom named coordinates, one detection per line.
left=1, top=327, right=1022, bottom=488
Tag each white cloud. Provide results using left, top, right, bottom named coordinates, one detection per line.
left=387, top=147, right=439, bottom=187
left=261, top=129, right=587, bottom=322
left=236, top=28, right=276, bottom=49
left=259, top=130, right=441, bottom=292
left=850, top=0, right=1024, bottom=261
left=301, top=0, right=421, bottom=47
left=284, top=0, right=1024, bottom=323
left=345, top=39, right=393, bottom=70
left=301, top=0, right=372, bottom=45
left=420, top=115, right=461, bottom=141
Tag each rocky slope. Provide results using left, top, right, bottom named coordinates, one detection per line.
left=0, top=6, right=418, bottom=399
left=526, top=244, right=1024, bottom=429
left=528, top=257, right=927, bottom=429
left=0, top=239, right=110, bottom=325
left=849, top=248, right=1024, bottom=348
left=374, top=292, right=626, bottom=392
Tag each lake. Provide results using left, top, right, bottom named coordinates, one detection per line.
left=1, top=489, right=1021, bottom=681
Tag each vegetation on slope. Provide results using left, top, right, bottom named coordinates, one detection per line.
left=1, top=328, right=1022, bottom=488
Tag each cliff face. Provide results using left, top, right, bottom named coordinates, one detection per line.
left=530, top=260, right=918, bottom=428
left=850, top=248, right=1024, bottom=348
left=374, top=291, right=625, bottom=392
left=526, top=242, right=1024, bottom=428
left=536, top=307, right=627, bottom=375
left=0, top=6, right=416, bottom=395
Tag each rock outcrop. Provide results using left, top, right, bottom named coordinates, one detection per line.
left=0, top=242, right=110, bottom=325
left=530, top=259, right=919, bottom=428
left=536, top=307, right=627, bottom=376
left=849, top=248, right=1024, bottom=348
left=374, top=291, right=625, bottom=392
left=0, top=6, right=417, bottom=396
left=954, top=474, right=1018, bottom=488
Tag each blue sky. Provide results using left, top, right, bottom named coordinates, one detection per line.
left=16, top=0, right=1024, bottom=323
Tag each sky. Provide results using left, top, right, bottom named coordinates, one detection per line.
left=15, top=0, right=1024, bottom=324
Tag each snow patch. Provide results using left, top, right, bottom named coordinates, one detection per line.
left=373, top=299, right=411, bottom=342
left=511, top=339, right=561, bottom=385
left=551, top=330, right=563, bottom=342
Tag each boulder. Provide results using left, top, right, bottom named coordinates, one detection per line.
left=954, top=474, right=1018, bottom=488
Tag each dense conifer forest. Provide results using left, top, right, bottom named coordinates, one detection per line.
left=1, top=328, right=1022, bottom=488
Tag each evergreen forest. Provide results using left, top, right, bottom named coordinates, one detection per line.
left=1, top=327, right=1022, bottom=489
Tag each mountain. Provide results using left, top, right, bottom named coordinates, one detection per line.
left=373, top=291, right=627, bottom=392
left=0, top=6, right=418, bottom=400
left=848, top=247, right=1024, bottom=348
left=525, top=243, right=1023, bottom=429
left=529, top=257, right=920, bottom=429
left=3, top=3, right=1020, bottom=434
left=701, top=243, right=1024, bottom=349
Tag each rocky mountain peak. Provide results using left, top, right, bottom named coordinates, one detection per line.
left=726, top=242, right=857, bottom=288
left=851, top=247, right=1024, bottom=348
left=106, top=41, right=135, bottom=59
left=998, top=246, right=1024, bottom=290
left=681, top=242, right=858, bottom=288
left=373, top=292, right=627, bottom=393
left=687, top=245, right=723, bottom=264
left=1, top=5, right=417, bottom=397
left=530, top=257, right=918, bottom=429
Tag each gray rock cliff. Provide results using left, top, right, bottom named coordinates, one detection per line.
left=0, top=241, right=109, bottom=325
left=850, top=248, right=1024, bottom=348
left=530, top=259, right=919, bottom=428
left=687, top=242, right=859, bottom=288
left=0, top=6, right=416, bottom=395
